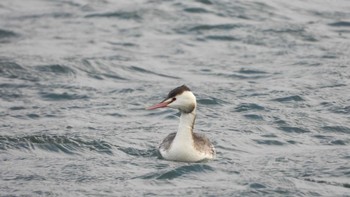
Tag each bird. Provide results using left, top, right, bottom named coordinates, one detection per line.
left=147, top=85, right=215, bottom=162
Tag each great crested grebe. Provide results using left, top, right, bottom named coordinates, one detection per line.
left=147, top=85, right=215, bottom=162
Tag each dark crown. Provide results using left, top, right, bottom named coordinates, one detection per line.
left=166, top=85, right=191, bottom=99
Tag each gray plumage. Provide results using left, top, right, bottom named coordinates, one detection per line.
left=193, top=132, right=216, bottom=156
left=159, top=132, right=216, bottom=157
left=159, top=132, right=176, bottom=151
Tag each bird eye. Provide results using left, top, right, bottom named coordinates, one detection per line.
left=171, top=97, right=176, bottom=102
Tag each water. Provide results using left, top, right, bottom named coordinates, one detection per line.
left=1, top=0, right=350, bottom=196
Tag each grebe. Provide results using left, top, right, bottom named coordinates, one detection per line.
left=147, top=85, right=215, bottom=162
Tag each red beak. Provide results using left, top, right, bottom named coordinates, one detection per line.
left=147, top=101, right=170, bottom=110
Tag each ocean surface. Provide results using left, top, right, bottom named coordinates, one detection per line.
left=1, top=0, right=350, bottom=196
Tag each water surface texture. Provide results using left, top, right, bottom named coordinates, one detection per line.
left=1, top=0, right=350, bottom=196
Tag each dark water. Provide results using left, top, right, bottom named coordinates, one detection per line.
left=1, top=0, right=350, bottom=196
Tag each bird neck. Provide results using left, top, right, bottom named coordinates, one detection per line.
left=173, top=109, right=196, bottom=145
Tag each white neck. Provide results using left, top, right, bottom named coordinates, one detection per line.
left=160, top=106, right=214, bottom=162
left=172, top=109, right=196, bottom=147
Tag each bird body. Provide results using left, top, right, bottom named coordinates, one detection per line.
left=147, top=85, right=215, bottom=162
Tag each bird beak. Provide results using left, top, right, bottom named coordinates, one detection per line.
left=147, top=98, right=172, bottom=110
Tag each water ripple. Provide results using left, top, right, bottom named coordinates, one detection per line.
left=328, top=21, right=350, bottom=27
left=188, top=24, right=242, bottom=32
left=234, top=103, right=265, bottom=112
left=118, top=147, right=158, bottom=158
left=136, top=164, right=214, bottom=180
left=254, top=139, right=285, bottom=146
left=0, top=61, right=38, bottom=81
left=35, top=64, right=76, bottom=76
left=184, top=8, right=211, bottom=14
left=272, top=95, right=305, bottom=102
left=278, top=126, right=310, bottom=134
left=197, top=97, right=224, bottom=105
left=322, top=126, right=350, bottom=134
left=0, top=29, right=18, bottom=39
left=205, top=35, right=238, bottom=41
left=0, top=134, right=113, bottom=155
left=39, top=92, right=89, bottom=101
left=128, top=66, right=180, bottom=79
left=85, top=11, right=141, bottom=20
